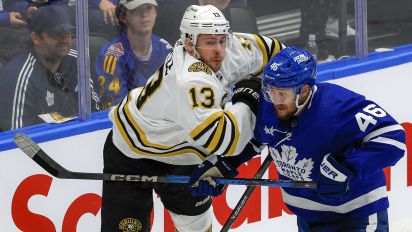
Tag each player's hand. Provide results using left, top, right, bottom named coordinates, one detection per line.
left=188, top=155, right=238, bottom=197
left=99, top=0, right=118, bottom=26
left=317, top=154, right=353, bottom=200
left=232, top=77, right=261, bottom=115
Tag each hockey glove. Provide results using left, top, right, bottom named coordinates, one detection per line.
left=317, top=154, right=353, bottom=200
left=231, top=77, right=261, bottom=115
left=188, top=154, right=239, bottom=197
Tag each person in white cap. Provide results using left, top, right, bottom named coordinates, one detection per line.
left=101, top=4, right=285, bottom=232
left=94, top=0, right=172, bottom=109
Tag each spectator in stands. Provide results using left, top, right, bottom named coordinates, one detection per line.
left=0, top=5, right=99, bottom=131
left=94, top=0, right=172, bottom=110
left=3, top=0, right=70, bottom=19
left=0, top=0, right=29, bottom=69
left=0, top=1, right=26, bottom=26
left=88, top=0, right=119, bottom=40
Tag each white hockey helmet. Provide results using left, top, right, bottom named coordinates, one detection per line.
left=180, top=5, right=231, bottom=47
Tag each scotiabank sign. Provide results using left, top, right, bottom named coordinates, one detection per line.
left=3, top=122, right=411, bottom=231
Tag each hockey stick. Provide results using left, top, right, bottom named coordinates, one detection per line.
left=220, top=152, right=274, bottom=232
left=14, top=133, right=316, bottom=188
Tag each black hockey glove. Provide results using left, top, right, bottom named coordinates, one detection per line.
left=231, top=77, right=261, bottom=115
left=188, top=154, right=238, bottom=197
left=317, top=154, right=353, bottom=200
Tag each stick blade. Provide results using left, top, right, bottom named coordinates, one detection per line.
left=14, top=133, right=40, bottom=158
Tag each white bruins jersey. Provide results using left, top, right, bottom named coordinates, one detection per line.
left=109, top=33, right=284, bottom=165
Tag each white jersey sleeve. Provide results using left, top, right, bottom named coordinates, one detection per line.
left=174, top=54, right=255, bottom=157
left=221, top=33, right=285, bottom=85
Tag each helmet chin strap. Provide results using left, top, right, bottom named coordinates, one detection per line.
left=294, top=88, right=313, bottom=116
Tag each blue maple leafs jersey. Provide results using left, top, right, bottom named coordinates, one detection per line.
left=94, top=33, right=172, bottom=109
left=254, top=82, right=406, bottom=221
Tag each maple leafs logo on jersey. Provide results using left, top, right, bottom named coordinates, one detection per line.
left=188, top=62, right=212, bottom=75
left=269, top=144, right=314, bottom=181
left=46, top=90, right=54, bottom=107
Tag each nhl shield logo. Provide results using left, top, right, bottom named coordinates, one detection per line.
left=119, top=218, right=142, bottom=231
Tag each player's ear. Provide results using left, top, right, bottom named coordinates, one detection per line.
left=184, top=38, right=194, bottom=54
left=300, top=84, right=311, bottom=100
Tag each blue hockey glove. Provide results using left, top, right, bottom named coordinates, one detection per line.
left=317, top=154, right=353, bottom=200
left=188, top=155, right=238, bottom=197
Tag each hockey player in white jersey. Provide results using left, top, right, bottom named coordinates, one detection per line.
left=101, top=4, right=285, bottom=232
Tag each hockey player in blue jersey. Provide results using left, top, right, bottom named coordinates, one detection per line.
left=189, top=46, right=406, bottom=231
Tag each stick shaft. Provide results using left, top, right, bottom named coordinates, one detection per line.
left=220, top=153, right=273, bottom=232
left=14, top=133, right=316, bottom=185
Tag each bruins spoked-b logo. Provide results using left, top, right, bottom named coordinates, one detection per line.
left=188, top=62, right=212, bottom=75
left=119, top=218, right=142, bottom=232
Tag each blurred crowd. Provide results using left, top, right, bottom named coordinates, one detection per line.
left=0, top=0, right=410, bottom=131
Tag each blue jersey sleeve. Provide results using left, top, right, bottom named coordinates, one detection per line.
left=332, top=93, right=405, bottom=179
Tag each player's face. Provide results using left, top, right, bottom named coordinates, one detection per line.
left=195, top=34, right=227, bottom=72
left=33, top=31, right=72, bottom=62
left=126, top=4, right=157, bottom=35
left=267, top=86, right=298, bottom=120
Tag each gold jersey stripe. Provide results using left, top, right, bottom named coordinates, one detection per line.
left=123, top=95, right=176, bottom=149
left=104, top=56, right=114, bottom=74
left=252, top=34, right=269, bottom=76
left=110, top=57, right=118, bottom=75
left=222, top=111, right=239, bottom=156
left=205, top=114, right=226, bottom=153
left=189, top=110, right=240, bottom=156
left=103, top=56, right=109, bottom=73
left=269, top=38, right=282, bottom=60
left=190, top=111, right=224, bottom=140
left=113, top=95, right=207, bottom=159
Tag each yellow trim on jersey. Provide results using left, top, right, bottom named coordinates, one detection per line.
left=190, top=111, right=224, bottom=139
left=110, top=57, right=118, bottom=75
left=107, top=56, right=114, bottom=74
left=103, top=55, right=117, bottom=75
left=252, top=34, right=268, bottom=76
left=103, top=56, right=109, bottom=73
left=224, top=111, right=240, bottom=156
left=123, top=96, right=175, bottom=149
left=189, top=110, right=240, bottom=156
left=205, top=114, right=225, bottom=153
left=269, top=38, right=282, bottom=61
left=113, top=96, right=207, bottom=159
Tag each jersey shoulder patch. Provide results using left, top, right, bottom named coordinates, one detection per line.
left=188, top=62, right=212, bottom=75
left=105, top=42, right=125, bottom=58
